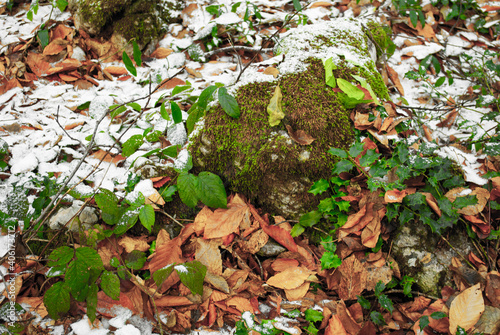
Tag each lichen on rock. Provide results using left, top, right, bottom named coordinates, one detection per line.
left=190, top=18, right=390, bottom=218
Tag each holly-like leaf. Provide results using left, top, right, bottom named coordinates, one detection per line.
left=431, top=311, right=447, bottom=319
left=308, top=179, right=329, bottom=195
left=357, top=295, right=371, bottom=309
left=101, top=271, right=120, bottom=300
left=44, top=282, right=70, bottom=320
left=123, top=51, right=137, bottom=76
left=332, top=160, right=354, bottom=175
left=359, top=149, right=380, bottom=167
left=175, top=261, right=207, bottom=296
left=320, top=251, right=342, bottom=269
left=327, top=147, right=347, bottom=158
left=177, top=172, right=199, bottom=208
left=349, top=141, right=365, bottom=158
left=122, top=134, right=144, bottom=157
left=453, top=195, right=477, bottom=209
left=139, top=204, right=155, bottom=233
left=218, top=87, right=240, bottom=118
left=371, top=311, right=386, bottom=326
left=171, top=101, right=182, bottom=124
left=378, top=294, right=394, bottom=314
left=196, top=171, right=227, bottom=208
left=304, top=309, right=323, bottom=323
left=374, top=281, right=385, bottom=296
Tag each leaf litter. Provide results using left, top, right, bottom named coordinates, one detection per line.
left=0, top=0, right=500, bottom=334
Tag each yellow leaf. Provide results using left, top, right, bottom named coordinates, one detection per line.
left=267, top=85, right=284, bottom=126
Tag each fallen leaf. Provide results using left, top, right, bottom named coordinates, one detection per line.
left=118, top=235, right=150, bottom=253
left=43, top=38, right=68, bottom=56
left=385, top=189, right=408, bottom=203
left=26, top=52, right=51, bottom=77
left=444, top=187, right=489, bottom=215
left=263, top=67, right=279, bottom=78
left=104, top=66, right=128, bottom=76
left=226, top=296, right=256, bottom=313
left=449, top=283, right=484, bottom=334
left=387, top=65, right=405, bottom=96
left=285, top=125, right=315, bottom=145
left=422, top=124, right=433, bottom=141
left=422, top=192, right=442, bottom=217
left=151, top=47, right=173, bottom=58
left=195, top=238, right=222, bottom=275
left=266, top=266, right=313, bottom=290
left=64, top=121, right=85, bottom=130
left=338, top=255, right=367, bottom=300
left=325, top=314, right=348, bottom=335
left=204, top=197, right=250, bottom=239
left=267, top=85, right=284, bottom=126
left=485, top=271, right=500, bottom=308
left=271, top=258, right=299, bottom=272
left=285, top=281, right=310, bottom=301
left=90, top=149, right=126, bottom=165
left=159, top=77, right=186, bottom=90
left=436, top=109, right=458, bottom=128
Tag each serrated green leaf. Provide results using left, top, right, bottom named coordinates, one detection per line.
left=400, top=275, right=415, bottom=296
left=370, top=311, right=386, bottom=325
left=419, top=315, right=430, bottom=330
left=337, top=78, right=364, bottom=100
left=171, top=101, right=182, bottom=124
left=122, top=51, right=137, bottom=76
left=359, top=149, right=380, bottom=167
left=336, top=200, right=350, bottom=212
left=95, top=188, right=118, bottom=210
left=349, top=142, right=365, bottom=158
left=453, top=195, right=477, bottom=209
left=176, top=261, right=207, bottom=296
left=318, top=198, right=335, bottom=213
left=86, top=283, right=98, bottom=323
left=378, top=294, right=394, bottom=314
left=160, top=101, right=171, bottom=121
left=196, top=172, right=227, bottom=208
left=304, top=309, right=323, bottom=323
left=405, top=192, right=426, bottom=206
left=132, top=40, right=142, bottom=67
left=139, top=204, right=155, bottom=233
left=332, top=160, right=354, bottom=175
left=177, top=172, right=199, bottom=208
left=320, top=252, right=342, bottom=269
left=299, top=211, right=322, bottom=228
left=267, top=85, right=284, bottom=126
left=122, top=134, right=144, bottom=157
left=374, top=281, right=385, bottom=296
left=153, top=264, right=175, bottom=288
left=44, top=282, right=70, bottom=320
left=66, top=260, right=90, bottom=297
left=101, top=271, right=120, bottom=300
left=114, top=209, right=139, bottom=235
left=218, top=87, right=240, bottom=118
left=308, top=179, right=329, bottom=195
left=327, top=147, right=347, bottom=158
left=125, top=250, right=146, bottom=270
left=357, top=295, right=371, bottom=309
left=48, top=246, right=74, bottom=267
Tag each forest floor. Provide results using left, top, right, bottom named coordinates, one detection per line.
left=0, top=0, right=500, bottom=334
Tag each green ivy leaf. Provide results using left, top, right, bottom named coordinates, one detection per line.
left=299, top=211, right=322, bottom=228
left=125, top=250, right=146, bottom=270
left=101, top=271, right=120, bottom=300
left=44, top=282, right=70, bottom=320
left=308, top=179, right=329, bottom=195
left=132, top=40, right=142, bottom=67
left=86, top=283, right=98, bottom=323
left=177, top=172, right=199, bottom=208
left=171, top=101, right=183, bottom=124
left=419, top=315, right=430, bottom=330
left=453, top=195, right=477, bottom=209
left=122, top=51, right=137, bottom=76
left=122, top=134, right=144, bottom=157
left=153, top=264, right=175, bottom=288
left=357, top=295, right=371, bottom=309
left=48, top=246, right=73, bottom=267
left=378, top=294, right=394, bottom=314
left=332, top=160, right=354, bottom=175
left=139, top=204, right=155, bottom=233
left=374, top=281, right=385, bottom=296
left=218, top=87, right=240, bottom=118
left=196, top=172, right=227, bottom=208
left=304, top=309, right=323, bottom=323
left=320, top=251, right=342, bottom=269
left=176, top=261, right=207, bottom=296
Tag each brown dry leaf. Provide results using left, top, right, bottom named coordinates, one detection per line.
left=422, top=125, right=433, bottom=141
left=337, top=300, right=362, bottom=334
left=272, top=258, right=300, bottom=272
left=444, top=187, right=489, bottom=215
left=64, top=121, right=85, bottom=130
left=155, top=295, right=193, bottom=307
left=151, top=47, right=173, bottom=58
left=339, top=203, right=374, bottom=238
left=160, top=77, right=187, bottom=90
left=193, top=206, right=213, bottom=236
left=90, top=149, right=126, bottom=165
left=387, top=65, right=405, bottom=95
left=260, top=220, right=298, bottom=252
left=204, top=195, right=250, bottom=239
left=26, top=52, right=51, bottom=77
left=97, top=291, right=137, bottom=315
left=186, top=67, right=202, bottom=78
left=436, top=109, right=458, bottom=128
left=422, top=192, right=442, bottom=217
left=226, top=296, right=255, bottom=313
left=285, top=125, right=315, bottom=145
left=338, top=255, right=367, bottom=300
left=325, top=314, right=348, bottom=335
left=449, top=283, right=484, bottom=334
left=263, top=67, right=279, bottom=78
left=205, top=272, right=230, bottom=294
left=266, top=266, right=313, bottom=290
left=385, top=189, right=407, bottom=203
left=17, top=297, right=48, bottom=318
left=59, top=73, right=79, bottom=82
left=52, top=24, right=73, bottom=40
left=485, top=271, right=500, bottom=307
left=416, top=21, right=437, bottom=40
left=148, top=237, right=184, bottom=274
left=353, top=111, right=374, bottom=130
left=195, top=238, right=222, bottom=275
left=285, top=282, right=310, bottom=301
left=118, top=235, right=150, bottom=253
left=240, top=229, right=269, bottom=254
left=43, top=38, right=68, bottom=56
left=379, top=117, right=394, bottom=133
left=145, top=189, right=165, bottom=208
left=104, top=66, right=128, bottom=76
left=360, top=211, right=381, bottom=248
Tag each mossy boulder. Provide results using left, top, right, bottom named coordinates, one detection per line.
left=190, top=18, right=390, bottom=218
left=68, top=0, right=183, bottom=53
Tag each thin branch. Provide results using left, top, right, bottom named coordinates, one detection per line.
left=204, top=46, right=273, bottom=58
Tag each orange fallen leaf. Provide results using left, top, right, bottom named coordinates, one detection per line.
left=64, top=121, right=85, bottom=130
left=266, top=266, right=313, bottom=290
left=151, top=47, right=173, bottom=59
left=285, top=281, right=310, bottom=301
left=43, top=38, right=68, bottom=56
left=325, top=314, right=348, bottom=335
left=104, top=66, right=128, bottom=76
left=118, top=235, right=150, bottom=253
left=444, top=187, right=489, bottom=216
left=285, top=125, right=315, bottom=145
left=159, top=77, right=186, bottom=90
left=338, top=254, right=367, bottom=300
left=90, top=149, right=126, bottom=165
left=422, top=192, right=442, bottom=217
left=387, top=65, right=405, bottom=96
left=385, top=189, right=407, bottom=203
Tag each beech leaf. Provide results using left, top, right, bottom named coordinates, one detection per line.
left=267, top=85, right=284, bottom=126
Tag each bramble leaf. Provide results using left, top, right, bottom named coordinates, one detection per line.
left=177, top=172, right=199, bottom=208
left=44, top=282, right=70, bottom=320
left=196, top=172, right=227, bottom=208
left=218, top=87, right=240, bottom=118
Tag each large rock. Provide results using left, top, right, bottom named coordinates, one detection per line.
left=68, top=0, right=183, bottom=53
left=190, top=18, right=390, bottom=218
